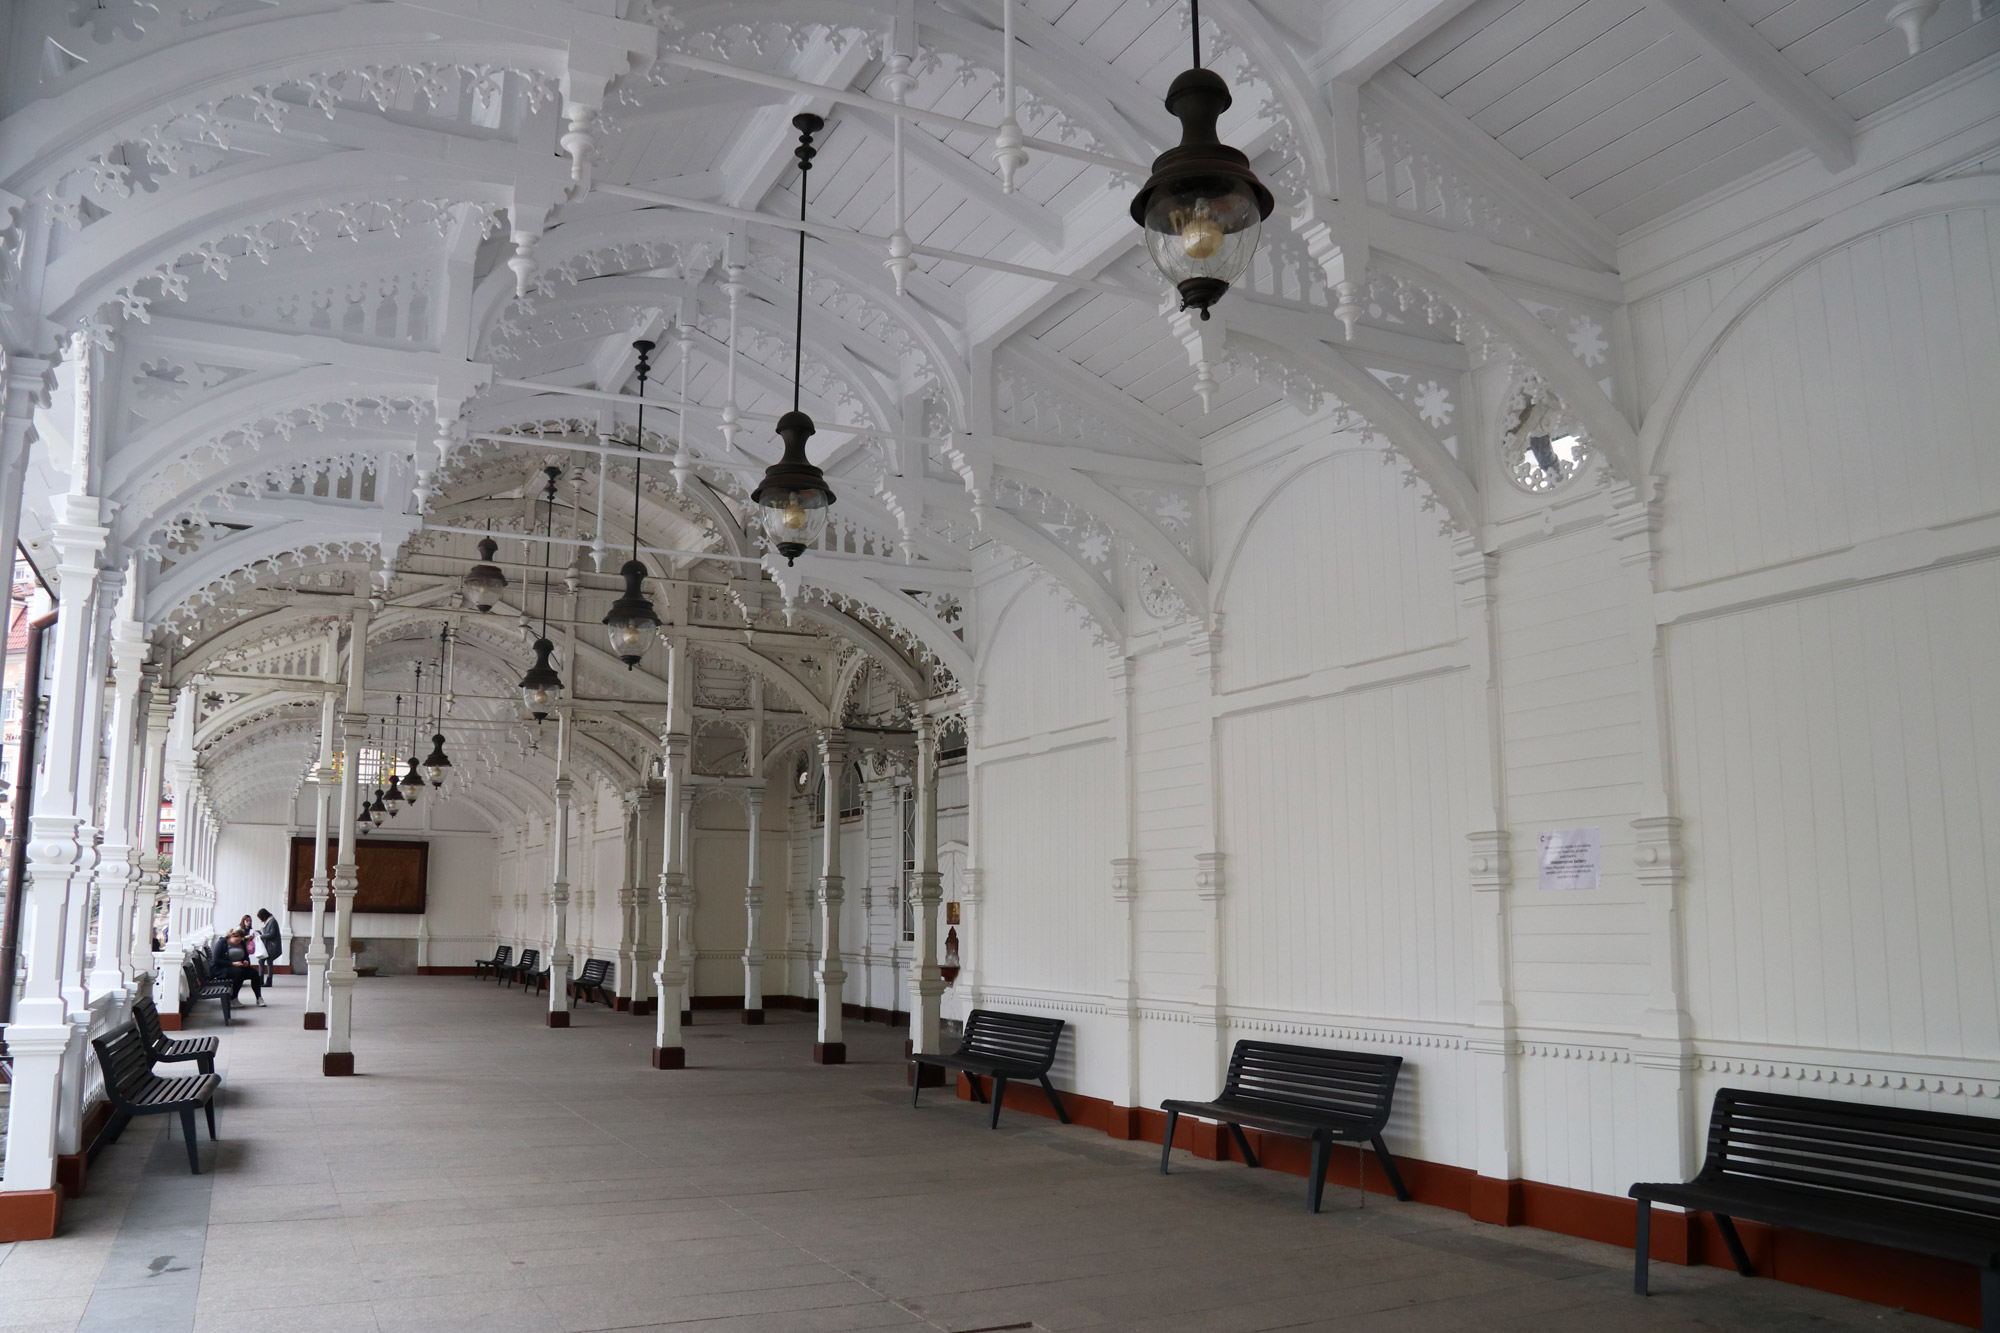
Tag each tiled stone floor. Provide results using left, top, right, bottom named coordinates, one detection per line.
left=0, top=975, right=1962, bottom=1332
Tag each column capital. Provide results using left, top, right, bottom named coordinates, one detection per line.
left=1467, top=830, right=1512, bottom=893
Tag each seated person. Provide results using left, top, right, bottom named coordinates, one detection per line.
left=223, top=931, right=265, bottom=1006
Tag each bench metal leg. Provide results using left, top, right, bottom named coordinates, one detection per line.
left=1038, top=1076, right=1070, bottom=1125
left=1370, top=1135, right=1411, bottom=1202
left=1228, top=1123, right=1259, bottom=1168
left=1160, top=1110, right=1179, bottom=1174
left=912, top=1062, right=926, bottom=1108
left=1714, top=1214, right=1755, bottom=1277
left=179, top=1109, right=201, bottom=1175
left=197, top=1054, right=215, bottom=1077
left=1634, top=1200, right=1651, bottom=1296
left=204, top=1100, right=218, bottom=1141
left=89, top=1110, right=132, bottom=1164
left=965, top=1075, right=987, bottom=1104
left=1981, top=1263, right=1998, bottom=1333
left=219, top=994, right=231, bottom=1026
left=1308, top=1134, right=1329, bottom=1214
left=988, top=1076, right=1008, bottom=1129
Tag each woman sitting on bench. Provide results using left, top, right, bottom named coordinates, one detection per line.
left=222, top=931, right=265, bottom=1006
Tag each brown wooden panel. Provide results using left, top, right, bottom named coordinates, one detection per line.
left=287, top=837, right=428, bottom=913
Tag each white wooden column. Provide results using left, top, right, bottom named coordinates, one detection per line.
left=86, top=568, right=147, bottom=1001
left=1454, top=536, right=1522, bottom=1222
left=1608, top=481, right=1696, bottom=1207
left=1, top=331, right=104, bottom=1199
left=672, top=788, right=693, bottom=1021
left=741, top=787, right=765, bottom=1022
left=132, top=671, right=170, bottom=983
left=652, top=633, right=690, bottom=1067
left=325, top=607, right=368, bottom=1075
left=303, top=687, right=337, bottom=1027
left=813, top=728, right=848, bottom=1064
left=907, top=715, right=945, bottom=1075
left=547, top=711, right=574, bottom=1027
left=61, top=568, right=117, bottom=1039
left=615, top=788, right=641, bottom=1010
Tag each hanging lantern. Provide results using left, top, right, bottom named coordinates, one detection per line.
left=368, top=790, right=387, bottom=827
left=1129, top=4, right=1273, bottom=319
left=463, top=534, right=508, bottom=612
left=751, top=114, right=838, bottom=567
left=604, top=339, right=662, bottom=667
left=423, top=732, right=453, bottom=786
left=519, top=637, right=562, bottom=720
left=752, top=413, right=834, bottom=564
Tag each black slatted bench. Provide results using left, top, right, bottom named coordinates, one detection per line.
left=90, top=1025, right=220, bottom=1175
left=134, top=995, right=218, bottom=1077
left=501, top=948, right=539, bottom=988
left=473, top=944, right=512, bottom=981
left=911, top=1009, right=1069, bottom=1129
left=1631, top=1087, right=2000, bottom=1329
left=1161, top=1040, right=1410, bottom=1213
left=569, top=959, right=614, bottom=1007
left=184, top=949, right=234, bottom=1025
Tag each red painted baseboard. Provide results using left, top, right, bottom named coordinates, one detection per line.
left=157, top=1012, right=183, bottom=1031
left=323, top=1052, right=355, bottom=1076
left=651, top=1045, right=685, bottom=1069
left=0, top=1190, right=62, bottom=1242
left=951, top=1079, right=1981, bottom=1327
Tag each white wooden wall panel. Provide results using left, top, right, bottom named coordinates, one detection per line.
left=1216, top=449, right=1458, bottom=694
left=976, top=742, right=1120, bottom=998
left=1628, top=247, right=1779, bottom=410
left=1497, top=527, right=1650, bottom=1033
left=1515, top=1048, right=1640, bottom=1193
left=1667, top=558, right=2000, bottom=1061
left=1132, top=647, right=1212, bottom=1001
left=1658, top=209, right=2000, bottom=588
left=1217, top=672, right=1472, bottom=1022
left=978, top=575, right=1115, bottom=744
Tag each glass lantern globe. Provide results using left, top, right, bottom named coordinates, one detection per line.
left=602, top=560, right=660, bottom=667
left=1130, top=67, right=1274, bottom=319
left=422, top=733, right=452, bottom=786
left=518, top=637, right=563, bottom=721
left=751, top=411, right=836, bottom=565
left=463, top=536, right=508, bottom=612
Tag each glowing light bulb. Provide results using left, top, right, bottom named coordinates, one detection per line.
left=1178, top=200, right=1223, bottom=259
left=780, top=499, right=809, bottom=531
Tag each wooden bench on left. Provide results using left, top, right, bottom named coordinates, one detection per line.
left=90, top=1026, right=221, bottom=1175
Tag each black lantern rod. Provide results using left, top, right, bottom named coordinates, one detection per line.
left=1191, top=0, right=1200, bottom=68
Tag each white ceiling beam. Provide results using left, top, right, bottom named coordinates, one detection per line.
left=843, top=107, right=1064, bottom=252
left=1312, top=0, right=1484, bottom=83
left=1365, top=70, right=1619, bottom=269
left=721, top=38, right=879, bottom=212
left=1642, top=0, right=1856, bottom=171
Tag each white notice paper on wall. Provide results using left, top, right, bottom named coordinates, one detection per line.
left=1538, top=828, right=1600, bottom=890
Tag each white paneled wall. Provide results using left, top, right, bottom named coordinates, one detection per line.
left=1668, top=512, right=2000, bottom=1061
left=958, top=186, right=2000, bottom=1216
left=1657, top=208, right=2000, bottom=587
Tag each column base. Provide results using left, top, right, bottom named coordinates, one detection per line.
left=1469, top=1175, right=1524, bottom=1226
left=0, top=1189, right=62, bottom=1242
left=614, top=996, right=631, bottom=1012
left=681, top=1008, right=692, bottom=1026
left=323, top=1052, right=355, bottom=1076
left=545, top=1011, right=570, bottom=1028
left=741, top=1009, right=765, bottom=1025
left=651, top=1045, right=685, bottom=1070
left=812, top=1042, right=846, bottom=1065
left=54, top=1154, right=86, bottom=1199
left=302, top=1011, right=326, bottom=1031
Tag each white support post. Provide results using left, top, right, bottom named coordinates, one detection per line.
left=1455, top=536, right=1522, bottom=1223
left=616, top=788, right=642, bottom=1011
left=547, top=711, right=574, bottom=1027
left=742, top=788, right=765, bottom=1023
left=652, top=634, right=689, bottom=1067
left=907, top=715, right=944, bottom=1081
left=87, top=567, right=146, bottom=1002
left=325, top=607, right=368, bottom=1076
left=2, top=331, right=105, bottom=1202
left=675, top=787, right=695, bottom=1024
left=132, top=671, right=169, bottom=985
left=303, top=683, right=337, bottom=1029
left=813, top=729, right=848, bottom=1064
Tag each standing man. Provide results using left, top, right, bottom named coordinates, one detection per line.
left=256, top=908, right=283, bottom=986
